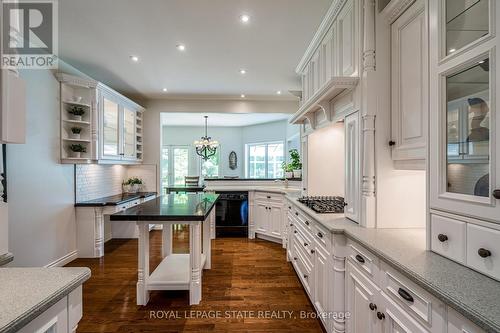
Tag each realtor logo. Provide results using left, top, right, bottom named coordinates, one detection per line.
left=1, top=0, right=58, bottom=69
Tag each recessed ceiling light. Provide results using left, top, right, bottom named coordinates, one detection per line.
left=449, top=48, right=456, bottom=53
left=239, top=69, right=247, bottom=75
left=276, top=90, right=282, bottom=95
left=130, top=55, right=139, bottom=62
left=162, top=88, right=168, bottom=92
left=240, top=14, right=250, bottom=23
left=176, top=44, right=186, bottom=51
left=241, top=94, right=245, bottom=98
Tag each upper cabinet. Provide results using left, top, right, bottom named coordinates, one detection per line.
left=290, top=0, right=359, bottom=128
left=57, top=73, right=145, bottom=164
left=389, top=0, right=428, bottom=167
left=429, top=0, right=500, bottom=223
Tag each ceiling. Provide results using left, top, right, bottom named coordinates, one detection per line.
left=161, top=112, right=290, bottom=127
left=58, top=0, right=332, bottom=100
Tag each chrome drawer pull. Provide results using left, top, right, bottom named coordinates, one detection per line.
left=478, top=248, right=492, bottom=258
left=355, top=255, right=365, bottom=264
left=398, top=288, right=414, bottom=303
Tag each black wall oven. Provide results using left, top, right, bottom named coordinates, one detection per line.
left=215, top=191, right=248, bottom=237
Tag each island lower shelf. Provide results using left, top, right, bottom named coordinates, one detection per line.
left=148, top=254, right=207, bottom=290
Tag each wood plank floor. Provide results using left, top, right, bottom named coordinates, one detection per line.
left=66, top=227, right=324, bottom=332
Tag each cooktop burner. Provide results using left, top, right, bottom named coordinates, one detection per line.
left=298, top=196, right=346, bottom=214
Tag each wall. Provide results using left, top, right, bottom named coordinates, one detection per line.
left=241, top=120, right=288, bottom=145
left=307, top=122, right=345, bottom=196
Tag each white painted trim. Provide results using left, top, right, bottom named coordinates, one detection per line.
left=45, top=250, right=78, bottom=268
left=380, top=0, right=416, bottom=24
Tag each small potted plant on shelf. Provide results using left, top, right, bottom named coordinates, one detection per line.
left=67, top=105, right=85, bottom=121
left=69, top=144, right=86, bottom=158
left=123, top=177, right=144, bottom=193
left=289, top=149, right=302, bottom=179
left=70, top=127, right=82, bottom=139
left=281, top=162, right=294, bottom=179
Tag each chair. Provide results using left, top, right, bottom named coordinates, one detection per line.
left=185, top=176, right=200, bottom=187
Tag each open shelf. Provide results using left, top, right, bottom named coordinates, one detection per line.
left=148, top=254, right=206, bottom=290
left=63, top=138, right=91, bottom=143
left=62, top=100, right=91, bottom=108
left=63, top=119, right=91, bottom=126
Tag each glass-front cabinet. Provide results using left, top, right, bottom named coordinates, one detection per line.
left=430, top=0, right=499, bottom=223
left=98, top=87, right=143, bottom=162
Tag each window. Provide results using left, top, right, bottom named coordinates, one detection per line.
left=246, top=142, right=284, bottom=179
left=200, top=150, right=220, bottom=178
left=161, top=145, right=190, bottom=188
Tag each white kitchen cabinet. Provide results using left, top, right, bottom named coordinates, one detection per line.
left=447, top=307, right=485, bottom=333
left=380, top=292, right=430, bottom=333
left=254, top=199, right=269, bottom=235
left=390, top=0, right=428, bottom=166
left=345, top=112, right=360, bottom=222
left=337, top=0, right=357, bottom=77
left=429, top=0, right=500, bottom=224
left=269, top=201, right=284, bottom=238
left=252, top=192, right=284, bottom=241
left=312, top=244, right=329, bottom=323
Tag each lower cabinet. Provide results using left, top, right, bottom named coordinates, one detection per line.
left=252, top=192, right=285, bottom=241
left=313, top=244, right=330, bottom=316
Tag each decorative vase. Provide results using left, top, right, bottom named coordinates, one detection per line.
left=285, top=171, right=294, bottom=179
left=72, top=115, right=82, bottom=121
left=70, top=133, right=81, bottom=139
left=70, top=151, right=81, bottom=158
left=293, top=170, right=302, bottom=179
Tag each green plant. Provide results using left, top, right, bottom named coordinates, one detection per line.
left=289, top=149, right=302, bottom=170
left=281, top=162, right=293, bottom=172
left=71, top=127, right=82, bottom=134
left=69, top=144, right=87, bottom=153
left=123, top=177, right=143, bottom=185
left=68, top=105, right=85, bottom=116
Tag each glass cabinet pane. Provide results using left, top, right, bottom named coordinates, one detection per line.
left=123, top=108, right=136, bottom=158
left=446, top=0, right=489, bottom=55
left=446, top=58, right=490, bottom=197
left=103, top=98, right=119, bottom=156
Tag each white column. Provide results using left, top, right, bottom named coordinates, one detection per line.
left=161, top=223, right=172, bottom=258
left=136, top=223, right=150, bottom=305
left=189, top=221, right=202, bottom=305
left=94, top=208, right=104, bottom=258
left=203, top=214, right=212, bottom=269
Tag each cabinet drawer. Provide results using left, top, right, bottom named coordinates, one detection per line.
left=313, top=222, right=331, bottom=252
left=293, top=231, right=313, bottom=266
left=430, top=214, right=466, bottom=264
left=466, top=224, right=500, bottom=281
left=380, top=262, right=446, bottom=332
left=447, top=307, right=485, bottom=333
left=347, top=239, right=380, bottom=280
left=294, top=211, right=313, bottom=232
left=255, top=192, right=282, bottom=203
left=292, top=243, right=312, bottom=294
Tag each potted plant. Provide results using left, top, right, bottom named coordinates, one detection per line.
left=289, top=149, right=302, bottom=179
left=69, top=144, right=86, bottom=158
left=281, top=162, right=294, bottom=179
left=68, top=105, right=85, bottom=121
left=70, top=127, right=82, bottom=139
left=123, top=177, right=143, bottom=193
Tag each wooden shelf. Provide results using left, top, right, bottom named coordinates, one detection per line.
left=63, top=138, right=91, bottom=143
left=62, top=100, right=91, bottom=108
left=63, top=119, right=91, bottom=126
left=290, top=76, right=359, bottom=126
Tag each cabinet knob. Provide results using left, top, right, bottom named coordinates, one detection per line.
left=355, top=254, right=365, bottom=264
left=317, top=232, right=323, bottom=239
left=295, top=212, right=299, bottom=216
left=377, top=312, right=385, bottom=320
left=294, top=230, right=297, bottom=234
left=478, top=248, right=492, bottom=258
left=288, top=206, right=292, bottom=209
left=303, top=274, right=308, bottom=279
left=304, top=242, right=308, bottom=247
left=305, top=221, right=309, bottom=226
left=369, top=303, right=377, bottom=311
left=289, top=223, right=294, bottom=227
left=310, top=249, right=315, bottom=254
left=293, top=257, right=297, bottom=261
left=267, top=196, right=271, bottom=199
left=389, top=140, right=396, bottom=146
left=493, top=190, right=500, bottom=199
left=437, top=234, right=448, bottom=242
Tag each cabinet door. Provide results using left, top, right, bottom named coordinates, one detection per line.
left=381, top=293, right=429, bottom=333
left=345, top=112, right=360, bottom=222
left=101, top=95, right=120, bottom=160
left=254, top=200, right=268, bottom=234
left=269, top=202, right=283, bottom=238
left=313, top=245, right=330, bottom=323
left=122, top=107, right=136, bottom=160
left=346, top=261, right=382, bottom=333
left=390, top=0, right=427, bottom=162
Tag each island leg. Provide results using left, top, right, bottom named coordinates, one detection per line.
left=162, top=223, right=172, bottom=258
left=203, top=213, right=211, bottom=269
left=189, top=221, right=202, bottom=305
left=137, top=222, right=150, bottom=305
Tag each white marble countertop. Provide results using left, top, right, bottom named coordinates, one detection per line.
left=0, top=267, right=91, bottom=333
left=285, top=194, right=500, bottom=333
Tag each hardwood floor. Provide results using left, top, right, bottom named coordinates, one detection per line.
left=66, top=227, right=324, bottom=332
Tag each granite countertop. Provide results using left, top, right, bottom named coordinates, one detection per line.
left=0, top=267, right=91, bottom=333
left=110, top=193, right=219, bottom=222
left=285, top=194, right=500, bottom=333
left=75, top=192, right=157, bottom=207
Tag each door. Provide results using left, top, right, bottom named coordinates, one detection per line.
left=254, top=200, right=268, bottom=234
left=345, top=112, right=360, bottom=222
left=381, top=293, right=429, bottom=333
left=122, top=107, right=136, bottom=160
left=390, top=0, right=428, bottom=162
left=101, top=95, right=120, bottom=160
left=429, top=0, right=500, bottom=223
left=346, top=261, right=382, bottom=333
left=269, top=201, right=283, bottom=238
left=313, top=245, right=330, bottom=327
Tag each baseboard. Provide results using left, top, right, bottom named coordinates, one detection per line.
left=152, top=224, right=163, bottom=230
left=45, top=250, right=78, bottom=268
left=256, top=233, right=283, bottom=245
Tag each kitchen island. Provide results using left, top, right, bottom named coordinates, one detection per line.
left=110, top=193, right=218, bottom=306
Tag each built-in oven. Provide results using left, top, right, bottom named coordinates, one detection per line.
left=215, top=191, right=248, bottom=237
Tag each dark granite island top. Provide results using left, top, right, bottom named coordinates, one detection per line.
left=75, top=192, right=157, bottom=207
left=109, top=193, right=219, bottom=222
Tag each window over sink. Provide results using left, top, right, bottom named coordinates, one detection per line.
left=245, top=142, right=284, bottom=179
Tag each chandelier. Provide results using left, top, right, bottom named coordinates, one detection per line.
left=194, top=116, right=219, bottom=160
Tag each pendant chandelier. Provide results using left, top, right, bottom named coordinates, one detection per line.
left=194, top=116, right=219, bottom=160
